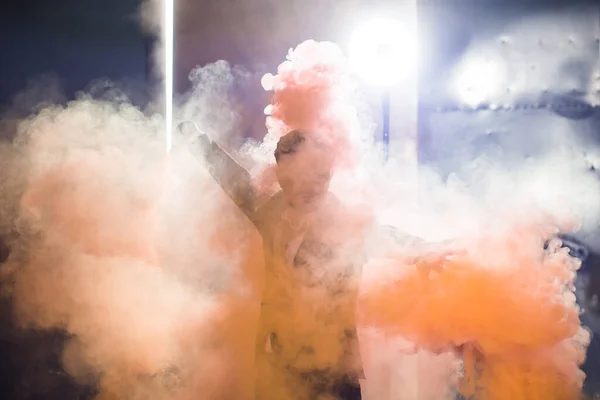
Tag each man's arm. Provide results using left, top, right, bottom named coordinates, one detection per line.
left=369, top=225, right=458, bottom=264
left=178, top=121, right=255, bottom=220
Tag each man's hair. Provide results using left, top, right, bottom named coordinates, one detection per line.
left=274, top=129, right=307, bottom=163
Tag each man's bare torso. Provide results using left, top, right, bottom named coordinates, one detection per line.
left=253, top=191, right=367, bottom=376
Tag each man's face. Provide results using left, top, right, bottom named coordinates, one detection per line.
left=276, top=145, right=333, bottom=212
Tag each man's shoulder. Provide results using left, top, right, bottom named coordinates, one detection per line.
left=255, top=191, right=285, bottom=212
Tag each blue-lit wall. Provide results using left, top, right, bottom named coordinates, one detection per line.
left=417, top=1, right=600, bottom=395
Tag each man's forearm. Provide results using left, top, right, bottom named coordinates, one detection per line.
left=201, top=135, right=254, bottom=208
left=180, top=122, right=255, bottom=217
left=372, top=225, right=457, bottom=264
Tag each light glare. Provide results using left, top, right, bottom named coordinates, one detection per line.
left=348, top=18, right=416, bottom=87
left=454, top=58, right=505, bottom=107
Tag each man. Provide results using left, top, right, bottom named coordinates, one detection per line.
left=179, top=122, right=443, bottom=400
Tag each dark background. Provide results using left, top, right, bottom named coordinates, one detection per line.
left=1, top=0, right=600, bottom=398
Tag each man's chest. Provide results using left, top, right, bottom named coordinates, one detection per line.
left=265, top=221, right=365, bottom=294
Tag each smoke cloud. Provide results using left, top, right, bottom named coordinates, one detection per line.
left=1, top=6, right=599, bottom=399
left=0, top=80, right=263, bottom=399
left=246, top=40, right=597, bottom=400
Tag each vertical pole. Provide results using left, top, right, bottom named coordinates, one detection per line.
left=382, top=88, right=391, bottom=163
left=164, top=0, right=174, bottom=153
left=416, top=103, right=431, bottom=205
left=388, top=1, right=420, bottom=399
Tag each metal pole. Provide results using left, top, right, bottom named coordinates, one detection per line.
left=382, top=88, right=391, bottom=162
left=164, top=0, right=174, bottom=153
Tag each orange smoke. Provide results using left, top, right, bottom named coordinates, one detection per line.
left=21, top=153, right=161, bottom=264
left=249, top=40, right=363, bottom=198
left=3, top=101, right=264, bottom=400
left=359, top=221, right=588, bottom=399
left=261, top=40, right=359, bottom=168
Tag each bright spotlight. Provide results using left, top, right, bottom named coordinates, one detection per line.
left=348, top=18, right=416, bottom=87
left=454, top=58, right=505, bottom=107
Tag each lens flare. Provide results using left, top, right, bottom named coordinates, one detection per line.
left=454, top=57, right=506, bottom=107
left=348, top=18, right=416, bottom=86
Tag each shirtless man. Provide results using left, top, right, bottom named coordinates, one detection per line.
left=179, top=122, right=444, bottom=400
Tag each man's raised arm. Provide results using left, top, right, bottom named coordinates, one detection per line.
left=178, top=121, right=255, bottom=220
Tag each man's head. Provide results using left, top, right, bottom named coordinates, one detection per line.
left=274, top=130, right=335, bottom=212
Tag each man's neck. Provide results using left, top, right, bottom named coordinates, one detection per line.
left=282, top=207, right=314, bottom=232
left=282, top=194, right=336, bottom=231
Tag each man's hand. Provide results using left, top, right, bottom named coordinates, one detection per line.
left=411, top=242, right=465, bottom=275
left=177, top=120, right=204, bottom=141
left=176, top=121, right=212, bottom=157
